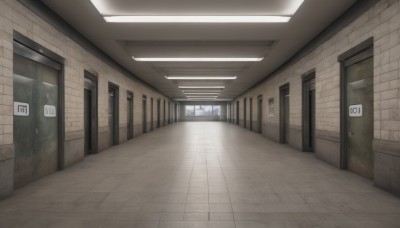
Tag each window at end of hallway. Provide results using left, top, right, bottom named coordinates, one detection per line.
left=185, top=105, right=221, bottom=117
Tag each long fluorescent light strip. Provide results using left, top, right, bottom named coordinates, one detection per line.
left=187, top=96, right=218, bottom=98
left=166, top=76, right=237, bottom=80
left=104, top=16, right=290, bottom=23
left=133, top=57, right=263, bottom=62
left=182, top=90, right=222, bottom=93
left=184, top=93, right=220, bottom=95
left=179, top=86, right=225, bottom=89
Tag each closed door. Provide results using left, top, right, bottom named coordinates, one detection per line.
left=127, top=93, right=133, bottom=140
left=280, top=85, right=290, bottom=144
left=236, top=101, right=240, bottom=125
left=244, top=98, right=247, bottom=128
left=143, top=96, right=147, bottom=133
left=345, top=57, right=373, bottom=178
left=257, top=98, right=263, bottom=133
left=84, top=89, right=92, bottom=154
left=151, top=98, right=154, bottom=130
left=13, top=53, right=60, bottom=188
left=157, top=100, right=161, bottom=128
left=108, top=89, right=116, bottom=146
left=302, top=76, right=316, bottom=152
left=249, top=98, right=253, bottom=130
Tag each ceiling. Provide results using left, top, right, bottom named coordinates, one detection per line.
left=41, top=0, right=358, bottom=101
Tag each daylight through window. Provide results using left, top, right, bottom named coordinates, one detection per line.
left=185, top=105, right=221, bottom=117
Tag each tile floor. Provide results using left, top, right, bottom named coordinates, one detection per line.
left=1, top=122, right=400, bottom=228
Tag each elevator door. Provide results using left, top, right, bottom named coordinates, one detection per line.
left=244, top=98, right=247, bottom=128
left=108, top=88, right=116, bottom=146
left=13, top=53, right=60, bottom=188
left=84, top=89, right=92, bottom=154
left=143, top=96, right=147, bottom=133
left=127, top=93, right=133, bottom=140
left=236, top=101, right=240, bottom=125
left=303, top=76, right=316, bottom=152
left=257, top=98, right=263, bottom=133
left=157, top=100, right=161, bottom=128
left=346, top=57, right=373, bottom=179
left=150, top=98, right=154, bottom=130
left=249, top=98, right=253, bottom=131
left=280, top=86, right=290, bottom=144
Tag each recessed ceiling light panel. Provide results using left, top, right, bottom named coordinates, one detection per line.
left=179, top=86, right=225, bottom=89
left=166, top=76, right=237, bottom=80
left=104, top=16, right=291, bottom=23
left=133, top=57, right=263, bottom=62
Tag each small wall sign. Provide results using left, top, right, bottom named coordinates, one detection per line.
left=349, top=104, right=362, bottom=117
left=44, top=105, right=56, bottom=117
left=14, top=102, right=30, bottom=116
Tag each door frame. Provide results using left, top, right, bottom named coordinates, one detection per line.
left=302, top=70, right=316, bottom=152
left=84, top=71, right=99, bottom=154
left=13, top=31, right=66, bottom=170
left=279, top=83, right=290, bottom=144
left=243, top=98, right=247, bottom=128
left=108, top=82, right=119, bottom=146
left=338, top=37, right=373, bottom=170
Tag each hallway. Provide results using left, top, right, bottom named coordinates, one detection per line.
left=0, top=122, right=399, bottom=228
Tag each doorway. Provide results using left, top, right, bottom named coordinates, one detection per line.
left=339, top=39, right=374, bottom=179
left=236, top=101, right=240, bottom=125
left=280, top=84, right=290, bottom=144
left=108, top=84, right=119, bottom=146
left=244, top=98, right=247, bottom=128
left=13, top=37, right=64, bottom=188
left=249, top=98, right=253, bottom=131
left=302, top=72, right=316, bottom=152
left=163, top=100, right=166, bottom=126
left=157, top=99, right=161, bottom=128
left=142, top=95, right=147, bottom=133
left=127, top=92, right=133, bottom=140
left=150, top=98, right=154, bottom=131
left=168, top=102, right=171, bottom=124
left=84, top=72, right=98, bottom=155
left=175, top=103, right=178, bottom=122
left=257, top=96, right=263, bottom=134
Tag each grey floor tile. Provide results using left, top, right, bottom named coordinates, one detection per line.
left=0, top=122, right=399, bottom=226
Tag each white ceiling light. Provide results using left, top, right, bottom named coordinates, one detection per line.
left=187, top=96, right=218, bottom=97
left=185, top=93, right=220, bottom=95
left=166, top=76, right=237, bottom=80
left=182, top=90, right=222, bottom=93
left=104, top=16, right=291, bottom=23
left=179, top=86, right=225, bottom=89
left=133, top=57, right=263, bottom=62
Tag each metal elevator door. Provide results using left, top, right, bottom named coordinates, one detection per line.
left=13, top=53, right=59, bottom=188
left=84, top=89, right=92, bottom=155
left=346, top=57, right=374, bottom=179
left=303, top=76, right=316, bottom=152
left=280, top=86, right=290, bottom=144
left=108, top=89, right=116, bottom=146
left=127, top=93, right=133, bottom=140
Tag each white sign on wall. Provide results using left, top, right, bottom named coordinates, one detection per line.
left=349, top=104, right=362, bottom=117
left=44, top=105, right=56, bottom=117
left=14, top=102, right=30, bottom=116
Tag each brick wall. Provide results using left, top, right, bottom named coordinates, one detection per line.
left=231, top=0, right=400, bottom=195
left=0, top=0, right=176, bottom=198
